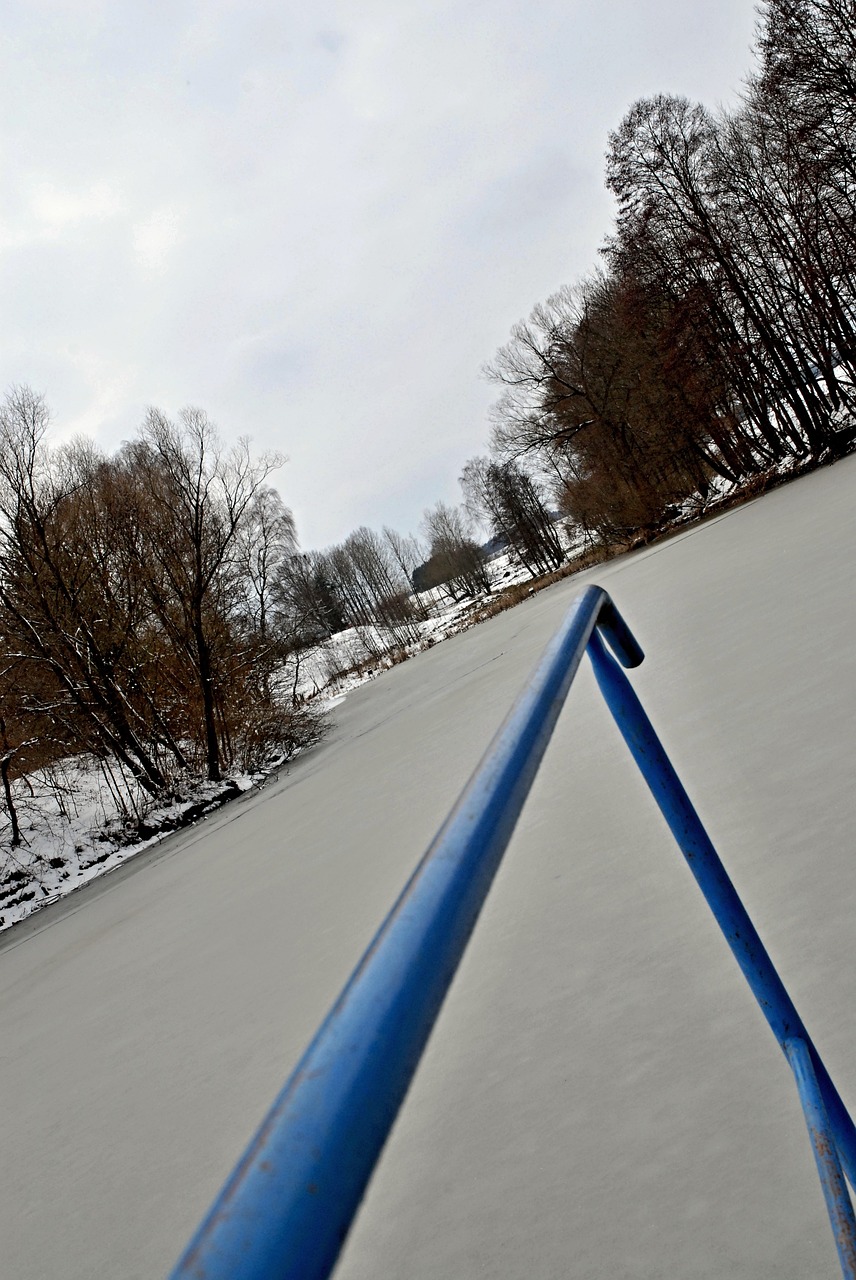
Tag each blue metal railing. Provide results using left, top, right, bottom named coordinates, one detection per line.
left=169, top=584, right=856, bottom=1279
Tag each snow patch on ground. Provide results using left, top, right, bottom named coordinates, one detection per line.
left=0, top=757, right=270, bottom=934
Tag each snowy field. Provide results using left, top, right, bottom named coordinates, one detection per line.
left=1, top=456, right=855, bottom=1278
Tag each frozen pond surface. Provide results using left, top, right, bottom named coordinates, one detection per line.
left=1, top=457, right=855, bottom=1278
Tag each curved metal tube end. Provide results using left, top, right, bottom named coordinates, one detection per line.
left=595, top=595, right=645, bottom=668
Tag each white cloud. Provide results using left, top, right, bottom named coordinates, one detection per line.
left=0, top=0, right=759, bottom=547
left=132, top=206, right=184, bottom=273
left=29, top=181, right=123, bottom=230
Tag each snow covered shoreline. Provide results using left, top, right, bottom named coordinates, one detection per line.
left=0, top=451, right=827, bottom=935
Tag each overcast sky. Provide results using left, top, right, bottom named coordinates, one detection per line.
left=1, top=0, right=759, bottom=548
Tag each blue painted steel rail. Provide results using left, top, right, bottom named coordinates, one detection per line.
left=169, top=584, right=856, bottom=1280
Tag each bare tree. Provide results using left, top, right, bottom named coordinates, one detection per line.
left=0, top=388, right=179, bottom=793
left=235, top=485, right=297, bottom=640
left=605, top=92, right=854, bottom=461
left=486, top=270, right=723, bottom=540
left=418, top=502, right=490, bottom=600
left=382, top=527, right=425, bottom=588
left=274, top=551, right=349, bottom=642
left=461, top=456, right=564, bottom=576
left=342, top=527, right=422, bottom=641
left=122, top=407, right=284, bottom=781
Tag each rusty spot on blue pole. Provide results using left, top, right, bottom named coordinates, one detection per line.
left=784, top=1037, right=856, bottom=1278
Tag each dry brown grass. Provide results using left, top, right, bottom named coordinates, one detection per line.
left=469, top=541, right=625, bottom=624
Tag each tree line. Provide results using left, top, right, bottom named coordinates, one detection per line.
left=275, top=467, right=564, bottom=667
left=486, top=0, right=856, bottom=541
left=0, top=377, right=566, bottom=849
left=0, top=373, right=568, bottom=839
left=0, top=389, right=318, bottom=842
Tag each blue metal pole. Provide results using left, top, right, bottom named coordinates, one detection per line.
left=784, top=1037, right=856, bottom=1279
left=169, top=585, right=636, bottom=1280
left=586, top=628, right=856, bottom=1190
